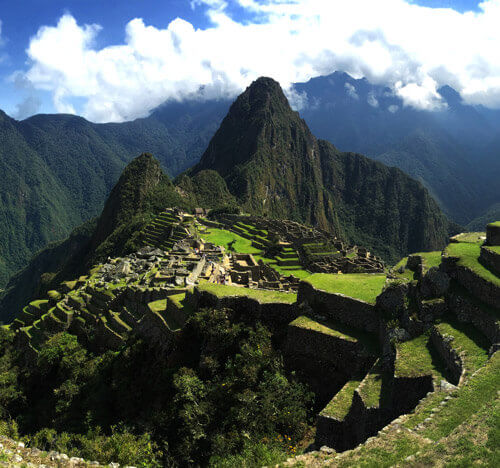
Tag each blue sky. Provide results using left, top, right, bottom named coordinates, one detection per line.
left=0, top=0, right=494, bottom=121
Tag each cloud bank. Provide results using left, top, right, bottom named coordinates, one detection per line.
left=22, top=0, right=500, bottom=122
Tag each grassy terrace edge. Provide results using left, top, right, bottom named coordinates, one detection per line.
left=303, top=273, right=387, bottom=304
left=289, top=315, right=357, bottom=342
left=196, top=281, right=297, bottom=303
left=444, top=242, right=500, bottom=287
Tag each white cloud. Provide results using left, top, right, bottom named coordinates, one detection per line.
left=344, top=82, right=359, bottom=100
left=21, top=0, right=500, bottom=122
left=367, top=92, right=379, bottom=107
left=388, top=104, right=399, bottom=113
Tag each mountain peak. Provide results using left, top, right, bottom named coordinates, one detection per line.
left=239, top=76, right=290, bottom=113
left=90, top=153, right=163, bottom=249
left=190, top=77, right=309, bottom=178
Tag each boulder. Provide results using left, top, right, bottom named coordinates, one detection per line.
left=419, top=267, right=450, bottom=299
left=407, top=255, right=423, bottom=271
left=376, top=281, right=409, bottom=318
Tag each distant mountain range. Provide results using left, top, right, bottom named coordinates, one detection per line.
left=0, top=70, right=498, bottom=290
left=294, top=72, right=500, bottom=227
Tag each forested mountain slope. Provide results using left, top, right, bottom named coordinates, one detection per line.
left=0, top=101, right=228, bottom=289
left=187, top=77, right=453, bottom=261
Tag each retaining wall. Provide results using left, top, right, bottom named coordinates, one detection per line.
left=297, top=281, right=379, bottom=333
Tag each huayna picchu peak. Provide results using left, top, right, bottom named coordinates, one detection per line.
left=0, top=77, right=496, bottom=468
left=187, top=77, right=454, bottom=262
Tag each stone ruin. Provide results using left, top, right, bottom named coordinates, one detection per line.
left=212, top=214, right=385, bottom=274
left=229, top=253, right=301, bottom=292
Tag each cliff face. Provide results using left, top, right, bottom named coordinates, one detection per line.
left=189, top=77, right=453, bottom=261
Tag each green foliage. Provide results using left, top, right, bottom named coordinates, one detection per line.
left=0, top=328, right=22, bottom=419
left=26, top=426, right=162, bottom=467
left=0, top=306, right=312, bottom=466
left=208, top=205, right=241, bottom=219
left=208, top=439, right=290, bottom=467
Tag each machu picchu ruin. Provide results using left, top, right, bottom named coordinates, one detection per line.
left=4, top=198, right=499, bottom=466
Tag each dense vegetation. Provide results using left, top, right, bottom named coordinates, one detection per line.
left=187, top=77, right=453, bottom=262
left=0, top=307, right=313, bottom=466
left=0, top=154, right=192, bottom=323
left=0, top=101, right=228, bottom=290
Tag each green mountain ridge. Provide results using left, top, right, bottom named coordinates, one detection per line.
left=187, top=77, right=453, bottom=261
left=0, top=102, right=228, bottom=289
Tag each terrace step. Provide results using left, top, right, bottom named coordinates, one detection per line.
left=446, top=282, right=500, bottom=345
left=393, top=334, right=448, bottom=414
left=432, top=316, right=489, bottom=384
left=442, top=242, right=500, bottom=309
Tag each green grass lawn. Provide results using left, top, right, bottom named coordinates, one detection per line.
left=304, top=273, right=386, bottom=304
left=148, top=299, right=167, bottom=313
left=321, top=377, right=363, bottom=420
left=451, top=232, right=486, bottom=244
left=197, top=281, right=297, bottom=304
left=201, top=228, right=261, bottom=254
left=290, top=316, right=357, bottom=342
left=358, top=359, right=384, bottom=408
left=420, top=351, right=500, bottom=441
left=444, top=242, right=500, bottom=287
left=395, top=333, right=445, bottom=380
left=419, top=251, right=443, bottom=269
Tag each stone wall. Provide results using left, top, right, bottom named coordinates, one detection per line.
left=480, top=246, right=500, bottom=276
left=442, top=256, right=500, bottom=309
left=315, top=388, right=392, bottom=452
left=430, top=327, right=463, bottom=385
left=446, top=289, right=500, bottom=345
left=486, top=223, right=500, bottom=246
left=189, top=287, right=299, bottom=332
left=297, top=281, right=380, bottom=333
left=285, top=321, right=374, bottom=374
